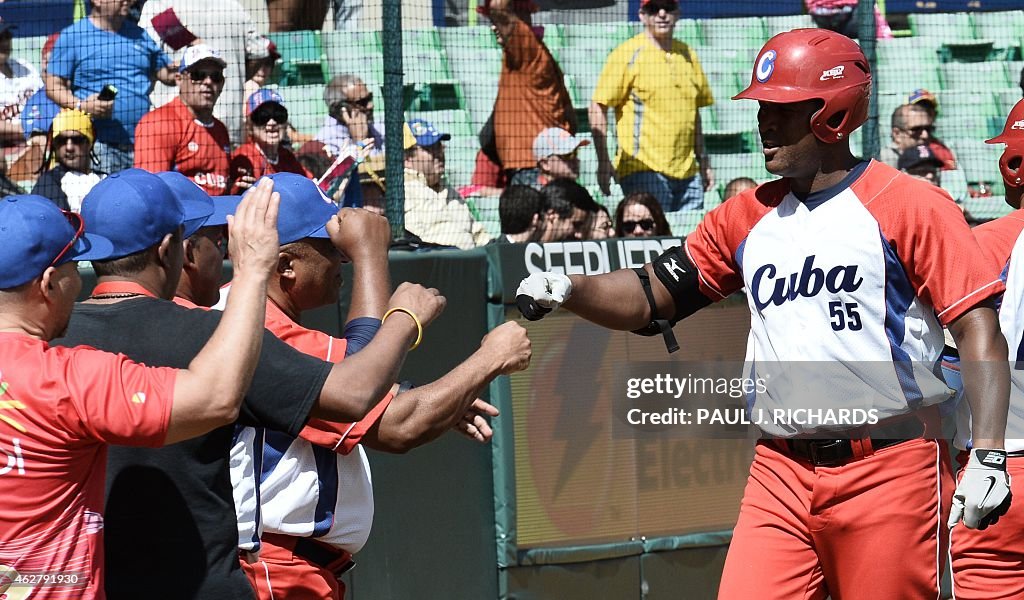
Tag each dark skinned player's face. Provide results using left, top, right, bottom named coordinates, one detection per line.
left=289, top=238, right=347, bottom=311
left=757, top=99, right=825, bottom=180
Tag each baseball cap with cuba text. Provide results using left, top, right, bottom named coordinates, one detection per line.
left=81, top=169, right=214, bottom=260
left=238, top=172, right=337, bottom=244
left=0, top=195, right=114, bottom=289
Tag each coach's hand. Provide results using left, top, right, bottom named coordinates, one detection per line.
left=516, top=272, right=572, bottom=321
left=948, top=448, right=1012, bottom=530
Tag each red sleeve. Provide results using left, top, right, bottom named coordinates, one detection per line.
left=858, top=163, right=1004, bottom=325
left=471, top=150, right=502, bottom=187
left=684, top=181, right=784, bottom=300
left=974, top=210, right=1024, bottom=273
left=62, top=346, right=175, bottom=447
left=299, top=392, right=394, bottom=454
left=133, top=106, right=180, bottom=173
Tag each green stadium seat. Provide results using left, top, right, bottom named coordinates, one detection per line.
left=322, top=30, right=382, bottom=87
left=908, top=12, right=974, bottom=39
left=952, top=139, right=1003, bottom=185
left=876, top=66, right=941, bottom=96
left=700, top=17, right=766, bottom=49
left=481, top=219, right=502, bottom=238
left=939, top=167, right=969, bottom=202
left=561, top=22, right=633, bottom=50
left=715, top=152, right=768, bottom=184
left=13, top=36, right=46, bottom=67
left=703, top=186, right=723, bottom=210
left=963, top=196, right=1012, bottom=222
left=673, top=19, right=702, bottom=45
left=936, top=91, right=999, bottom=138
left=268, top=30, right=328, bottom=86
left=698, top=47, right=753, bottom=75
left=440, top=26, right=499, bottom=51
left=713, top=101, right=757, bottom=135
left=763, top=14, right=814, bottom=38
left=403, top=80, right=463, bottom=112
left=938, top=40, right=995, bottom=63
left=875, top=37, right=942, bottom=67
left=278, top=84, right=327, bottom=135
left=664, top=209, right=705, bottom=237
left=446, top=45, right=502, bottom=85
left=557, top=46, right=606, bottom=104
left=406, top=109, right=474, bottom=139
left=940, top=62, right=1009, bottom=91
left=971, top=11, right=1024, bottom=48
left=996, top=88, right=1021, bottom=113
left=704, top=72, right=741, bottom=106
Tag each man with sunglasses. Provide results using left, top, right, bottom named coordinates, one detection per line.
left=0, top=183, right=283, bottom=600
left=134, top=44, right=232, bottom=196
left=230, top=89, right=312, bottom=194
left=32, top=108, right=102, bottom=212
left=882, top=103, right=957, bottom=172
left=590, top=0, right=713, bottom=212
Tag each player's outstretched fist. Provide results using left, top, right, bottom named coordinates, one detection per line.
left=388, top=282, right=446, bottom=329
left=516, top=272, right=572, bottom=321
left=948, top=449, right=1012, bottom=530
left=228, top=178, right=280, bottom=277
left=480, top=321, right=532, bottom=375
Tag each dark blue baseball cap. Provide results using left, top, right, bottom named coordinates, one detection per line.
left=0, top=195, right=114, bottom=289
left=240, top=173, right=337, bottom=244
left=81, top=169, right=211, bottom=260
left=155, top=171, right=215, bottom=237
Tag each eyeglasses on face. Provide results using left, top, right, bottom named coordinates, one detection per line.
left=902, top=125, right=934, bottom=137
left=624, top=218, right=655, bottom=231
left=346, top=93, right=373, bottom=108
left=188, top=69, right=225, bottom=84
left=54, top=135, right=89, bottom=146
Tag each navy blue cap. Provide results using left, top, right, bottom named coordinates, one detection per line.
left=155, top=171, right=215, bottom=237
left=239, top=173, right=337, bottom=244
left=0, top=195, right=114, bottom=288
left=81, top=169, right=200, bottom=260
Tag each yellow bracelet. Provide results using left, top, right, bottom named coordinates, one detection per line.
left=382, top=307, right=423, bottom=351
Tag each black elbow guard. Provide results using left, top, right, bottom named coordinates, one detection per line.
left=630, top=246, right=711, bottom=353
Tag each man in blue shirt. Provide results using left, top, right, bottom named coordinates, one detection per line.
left=45, top=0, right=176, bottom=174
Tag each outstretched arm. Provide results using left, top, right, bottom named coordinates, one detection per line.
left=362, top=321, right=531, bottom=453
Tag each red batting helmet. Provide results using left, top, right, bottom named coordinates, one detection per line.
left=733, top=29, right=872, bottom=144
left=986, top=99, right=1024, bottom=189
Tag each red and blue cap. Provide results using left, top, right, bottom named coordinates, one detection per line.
left=238, top=172, right=337, bottom=244
left=80, top=169, right=214, bottom=260
left=246, top=88, right=286, bottom=116
left=0, top=195, right=114, bottom=289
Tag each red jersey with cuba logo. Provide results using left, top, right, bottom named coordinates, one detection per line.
left=682, top=160, right=1003, bottom=436
left=133, top=97, right=231, bottom=195
left=0, top=333, right=174, bottom=599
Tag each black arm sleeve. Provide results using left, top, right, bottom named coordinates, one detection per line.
left=630, top=246, right=712, bottom=352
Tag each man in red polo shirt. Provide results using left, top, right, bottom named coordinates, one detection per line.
left=0, top=181, right=280, bottom=599
left=134, top=44, right=232, bottom=195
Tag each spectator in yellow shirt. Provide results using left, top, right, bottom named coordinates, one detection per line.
left=589, top=0, right=713, bottom=212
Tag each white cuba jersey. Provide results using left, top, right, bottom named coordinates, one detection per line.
left=682, top=161, right=1003, bottom=436
left=218, top=287, right=389, bottom=553
left=957, top=210, right=1024, bottom=452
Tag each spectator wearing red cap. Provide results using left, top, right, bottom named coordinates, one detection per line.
left=229, top=89, right=311, bottom=194
left=482, top=0, right=577, bottom=186
left=590, top=0, right=713, bottom=212
left=134, top=44, right=233, bottom=195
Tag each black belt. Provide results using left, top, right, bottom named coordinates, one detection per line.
left=294, top=537, right=356, bottom=578
left=784, top=417, right=926, bottom=467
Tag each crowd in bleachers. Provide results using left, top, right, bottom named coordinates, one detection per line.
left=1, top=1, right=1022, bottom=242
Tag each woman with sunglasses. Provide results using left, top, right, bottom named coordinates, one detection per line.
left=229, top=89, right=311, bottom=194
left=614, top=191, right=672, bottom=238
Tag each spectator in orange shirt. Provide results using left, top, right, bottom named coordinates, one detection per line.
left=229, top=89, right=311, bottom=194
left=134, top=44, right=232, bottom=195
left=481, top=0, right=576, bottom=186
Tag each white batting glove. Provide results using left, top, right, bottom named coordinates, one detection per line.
left=948, top=448, right=1012, bottom=530
left=515, top=272, right=573, bottom=321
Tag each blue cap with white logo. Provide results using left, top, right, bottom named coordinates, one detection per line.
left=406, top=118, right=451, bottom=148
left=0, top=195, right=114, bottom=289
